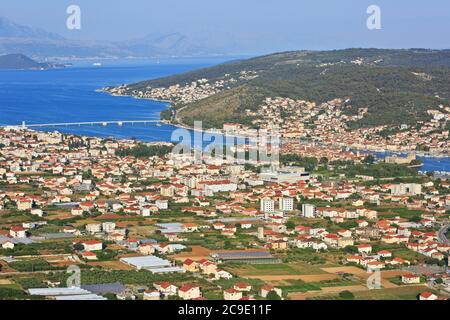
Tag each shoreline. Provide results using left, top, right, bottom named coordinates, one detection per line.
left=101, top=89, right=450, bottom=161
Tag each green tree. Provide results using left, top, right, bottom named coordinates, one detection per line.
left=339, top=290, right=355, bottom=300
left=266, top=291, right=282, bottom=300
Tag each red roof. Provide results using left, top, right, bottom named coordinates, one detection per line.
left=183, top=259, right=195, bottom=266
left=420, top=292, right=434, bottom=298
left=10, top=226, right=25, bottom=232
left=402, top=273, right=419, bottom=279
left=82, top=251, right=97, bottom=257
left=234, top=282, right=251, bottom=289
left=179, top=284, right=198, bottom=292
left=82, top=240, right=102, bottom=245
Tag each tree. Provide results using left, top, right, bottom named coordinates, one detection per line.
left=266, top=291, right=281, bottom=300
left=339, top=290, right=355, bottom=300
left=285, top=221, right=295, bottom=230
left=344, top=246, right=358, bottom=254
left=362, top=154, right=376, bottom=164
left=102, top=293, right=118, bottom=300
left=73, top=243, right=84, bottom=251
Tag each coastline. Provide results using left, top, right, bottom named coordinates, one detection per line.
left=100, top=89, right=450, bottom=168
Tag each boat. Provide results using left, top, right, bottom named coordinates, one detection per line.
left=92, top=62, right=102, bottom=67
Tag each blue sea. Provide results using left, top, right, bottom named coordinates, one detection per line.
left=0, top=58, right=448, bottom=173
left=0, top=58, right=231, bottom=141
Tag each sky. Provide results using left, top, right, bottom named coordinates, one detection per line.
left=0, top=0, right=449, bottom=53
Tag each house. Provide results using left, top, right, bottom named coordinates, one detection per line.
left=85, top=223, right=102, bottom=234
left=214, top=269, right=233, bottom=280
left=178, top=285, right=201, bottom=300
left=62, top=226, right=77, bottom=234
left=233, top=282, right=252, bottom=292
left=337, top=237, right=354, bottom=248
left=240, top=222, right=253, bottom=229
left=367, top=261, right=385, bottom=272
left=377, top=250, right=392, bottom=258
left=266, top=240, right=288, bottom=250
left=402, top=273, right=421, bottom=284
left=213, top=223, right=226, bottom=230
left=431, top=252, right=445, bottom=261
left=154, top=282, right=178, bottom=296
left=419, top=292, right=438, bottom=301
left=138, top=244, right=155, bottom=255
left=71, top=208, right=84, bottom=216
left=81, top=240, right=103, bottom=251
left=2, top=240, right=15, bottom=250
left=155, top=199, right=169, bottom=210
left=357, top=244, right=372, bottom=255
left=260, top=285, right=282, bottom=298
left=183, top=259, right=199, bottom=272
left=224, top=289, right=243, bottom=300
left=81, top=251, right=98, bottom=261
left=16, top=199, right=33, bottom=211
left=10, top=226, right=27, bottom=238
left=198, top=259, right=218, bottom=274
left=30, top=209, right=44, bottom=217
left=182, top=223, right=198, bottom=232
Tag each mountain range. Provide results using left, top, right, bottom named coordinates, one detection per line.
left=0, top=16, right=224, bottom=59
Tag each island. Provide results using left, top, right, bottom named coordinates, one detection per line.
left=0, top=53, right=65, bottom=70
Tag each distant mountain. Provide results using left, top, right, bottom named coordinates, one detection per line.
left=0, top=53, right=59, bottom=70
left=0, top=16, right=63, bottom=40
left=119, top=32, right=214, bottom=57
left=0, top=17, right=225, bottom=59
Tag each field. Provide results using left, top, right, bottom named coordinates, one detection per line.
left=87, top=261, right=134, bottom=270
left=172, top=246, right=212, bottom=261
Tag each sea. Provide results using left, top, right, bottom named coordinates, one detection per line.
left=0, top=58, right=449, bottom=173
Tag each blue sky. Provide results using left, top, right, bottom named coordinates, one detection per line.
left=1, top=0, right=449, bottom=52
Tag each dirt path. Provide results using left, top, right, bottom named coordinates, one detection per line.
left=288, top=285, right=368, bottom=300
left=245, top=274, right=339, bottom=282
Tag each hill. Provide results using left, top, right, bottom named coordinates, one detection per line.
left=0, top=53, right=56, bottom=70
left=123, top=49, right=450, bottom=128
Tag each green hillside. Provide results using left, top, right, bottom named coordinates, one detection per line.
left=128, top=49, right=450, bottom=129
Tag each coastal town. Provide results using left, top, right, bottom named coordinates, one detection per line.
left=0, top=126, right=448, bottom=300
left=105, top=76, right=450, bottom=158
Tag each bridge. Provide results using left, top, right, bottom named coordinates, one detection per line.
left=5, top=120, right=162, bottom=129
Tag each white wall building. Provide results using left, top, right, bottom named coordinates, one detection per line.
left=302, top=204, right=316, bottom=218
left=279, top=197, right=294, bottom=212
left=260, top=198, right=275, bottom=213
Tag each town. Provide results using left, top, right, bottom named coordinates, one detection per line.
left=0, top=126, right=448, bottom=300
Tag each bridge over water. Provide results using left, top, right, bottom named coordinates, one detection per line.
left=2, top=120, right=162, bottom=129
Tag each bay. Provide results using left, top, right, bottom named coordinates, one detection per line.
left=0, top=58, right=448, bottom=173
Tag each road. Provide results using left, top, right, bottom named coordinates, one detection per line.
left=437, top=223, right=450, bottom=244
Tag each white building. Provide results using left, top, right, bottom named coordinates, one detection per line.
left=85, top=223, right=102, bottom=234
left=390, top=183, right=422, bottom=196
left=155, top=199, right=169, bottom=210
left=102, top=222, right=116, bottom=233
left=260, top=198, right=275, bottom=213
left=279, top=197, right=294, bottom=212
left=302, top=204, right=316, bottom=218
